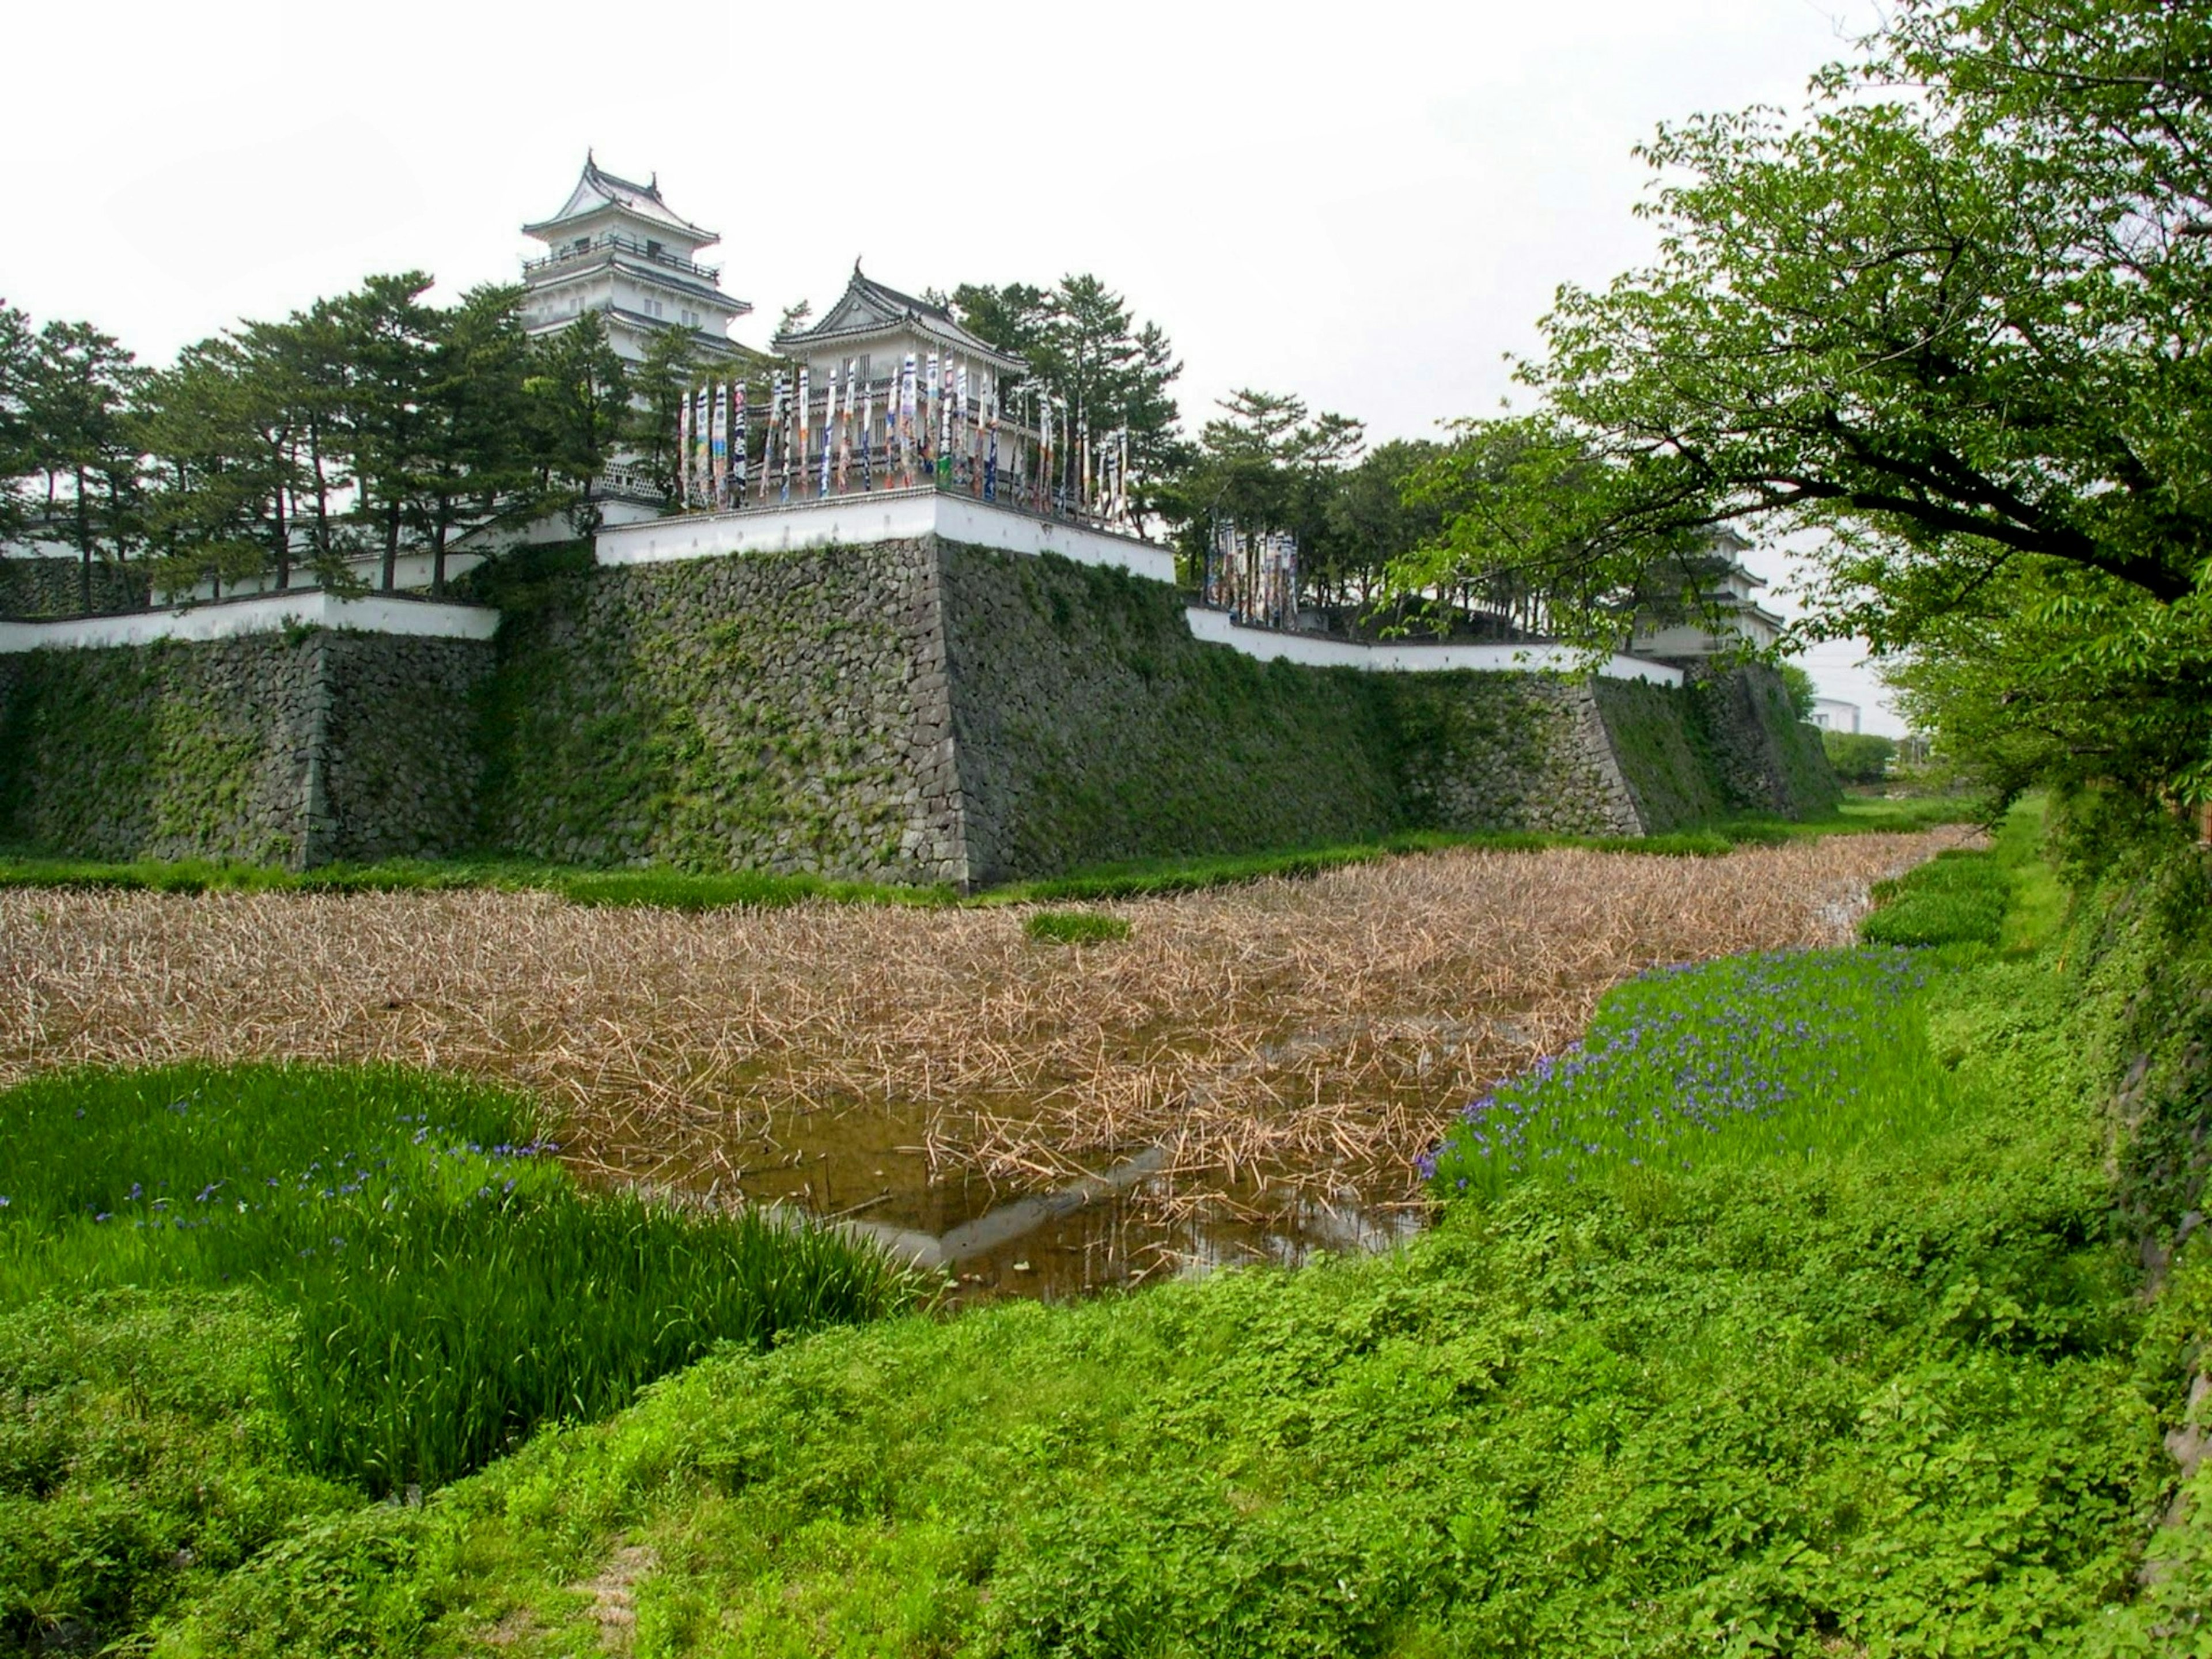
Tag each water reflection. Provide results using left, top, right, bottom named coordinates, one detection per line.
left=576, top=1098, right=1426, bottom=1305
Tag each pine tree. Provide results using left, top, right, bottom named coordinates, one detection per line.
left=628, top=322, right=704, bottom=506
left=333, top=274, right=440, bottom=592
left=418, top=283, right=537, bottom=594
left=525, top=309, right=628, bottom=542
left=25, top=320, right=144, bottom=611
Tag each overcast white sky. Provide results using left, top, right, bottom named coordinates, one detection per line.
left=5, top=0, right=1905, bottom=731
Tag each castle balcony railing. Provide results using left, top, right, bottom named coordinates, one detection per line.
left=664, top=464, right=1150, bottom=543
left=524, top=235, right=721, bottom=286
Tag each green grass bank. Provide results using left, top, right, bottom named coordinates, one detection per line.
left=0, top=795, right=1973, bottom=911
left=0, top=801, right=2181, bottom=1656
left=0, top=1067, right=909, bottom=1651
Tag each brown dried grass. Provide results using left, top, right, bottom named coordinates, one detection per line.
left=0, top=831, right=1969, bottom=1205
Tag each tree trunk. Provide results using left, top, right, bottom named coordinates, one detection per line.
left=381, top=499, right=399, bottom=592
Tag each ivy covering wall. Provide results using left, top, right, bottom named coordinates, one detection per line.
left=1594, top=667, right=1840, bottom=831
left=0, top=634, right=314, bottom=862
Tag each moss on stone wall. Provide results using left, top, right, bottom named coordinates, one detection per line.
left=939, top=546, right=1642, bottom=883
left=942, top=549, right=1404, bottom=879
left=0, top=630, right=491, bottom=866
left=0, top=543, right=1837, bottom=882
left=1592, top=677, right=1732, bottom=832
left=477, top=543, right=963, bottom=882
left=1597, top=668, right=1840, bottom=828
left=0, top=637, right=309, bottom=862
left=0, top=556, right=149, bottom=620
left=320, top=634, right=494, bottom=863
left=1684, top=662, right=1842, bottom=819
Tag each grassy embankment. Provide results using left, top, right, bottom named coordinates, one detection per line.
left=0, top=795, right=1971, bottom=911
left=0, top=1069, right=909, bottom=1650
left=3, top=800, right=2196, bottom=1656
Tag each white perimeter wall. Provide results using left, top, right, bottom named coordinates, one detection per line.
left=1184, top=607, right=1681, bottom=685
left=0, top=590, right=501, bottom=653
left=594, top=488, right=1180, bottom=584
left=596, top=495, right=1680, bottom=683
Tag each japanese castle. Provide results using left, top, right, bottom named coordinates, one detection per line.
left=521, top=153, right=749, bottom=368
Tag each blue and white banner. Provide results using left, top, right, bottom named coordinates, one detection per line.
left=710, top=382, right=729, bottom=506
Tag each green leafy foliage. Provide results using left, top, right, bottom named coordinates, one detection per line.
left=1823, top=729, right=1897, bottom=785
left=1385, top=1, right=2212, bottom=809
left=0, top=1291, right=356, bottom=1654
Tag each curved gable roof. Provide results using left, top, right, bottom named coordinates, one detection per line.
left=774, top=266, right=1025, bottom=373
left=524, top=153, right=715, bottom=245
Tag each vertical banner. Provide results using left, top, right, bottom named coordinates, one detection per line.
left=676, top=391, right=692, bottom=509
left=710, top=382, right=729, bottom=507
left=984, top=380, right=998, bottom=502
left=835, top=358, right=854, bottom=494
left=859, top=368, right=874, bottom=491
left=692, top=388, right=710, bottom=503
left=942, top=358, right=960, bottom=486
left=900, top=354, right=917, bottom=486
left=951, top=362, right=967, bottom=493
left=759, top=374, right=779, bottom=503
left=923, top=351, right=940, bottom=477
left=1078, top=415, right=1091, bottom=518
left=818, top=363, right=836, bottom=497
left=732, top=381, right=749, bottom=497
left=794, top=367, right=810, bottom=503
left=778, top=373, right=794, bottom=503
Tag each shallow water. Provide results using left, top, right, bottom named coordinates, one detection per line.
left=581, top=1097, right=1424, bottom=1304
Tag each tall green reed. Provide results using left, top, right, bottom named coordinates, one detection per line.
left=0, top=1063, right=911, bottom=1491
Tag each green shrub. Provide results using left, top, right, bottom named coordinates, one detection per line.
left=1023, top=909, right=1132, bottom=945
left=1824, top=729, right=1898, bottom=783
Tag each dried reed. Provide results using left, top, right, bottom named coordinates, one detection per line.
left=0, top=831, right=1969, bottom=1207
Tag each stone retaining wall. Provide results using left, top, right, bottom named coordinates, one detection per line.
left=0, top=630, right=491, bottom=866
left=478, top=541, right=965, bottom=884
left=0, top=539, right=1837, bottom=880
left=0, top=556, right=151, bottom=620
left=938, top=543, right=1646, bottom=884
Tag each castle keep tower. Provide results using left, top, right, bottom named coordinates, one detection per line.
left=521, top=154, right=750, bottom=365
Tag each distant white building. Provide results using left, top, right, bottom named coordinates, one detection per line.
left=521, top=154, right=750, bottom=367
left=1809, top=698, right=1861, bottom=733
